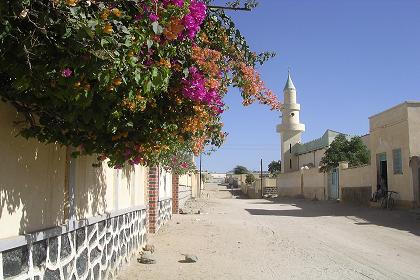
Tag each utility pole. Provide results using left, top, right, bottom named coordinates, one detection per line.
left=199, top=153, right=202, bottom=195
left=260, top=158, right=263, bottom=198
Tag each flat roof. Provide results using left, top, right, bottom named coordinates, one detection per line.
left=369, top=101, right=420, bottom=119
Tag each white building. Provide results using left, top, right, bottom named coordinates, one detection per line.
left=276, top=71, right=305, bottom=173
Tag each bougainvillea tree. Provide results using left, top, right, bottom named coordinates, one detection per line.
left=0, top=0, right=280, bottom=173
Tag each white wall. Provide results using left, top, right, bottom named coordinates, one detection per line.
left=158, top=166, right=172, bottom=200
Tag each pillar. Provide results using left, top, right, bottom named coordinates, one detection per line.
left=172, top=174, right=179, bottom=214
left=147, top=166, right=159, bottom=233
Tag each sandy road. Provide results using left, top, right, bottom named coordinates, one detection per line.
left=118, top=183, right=420, bottom=280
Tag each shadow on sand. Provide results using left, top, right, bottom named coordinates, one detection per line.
left=244, top=198, right=420, bottom=237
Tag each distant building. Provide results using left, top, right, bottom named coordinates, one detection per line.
left=275, top=72, right=420, bottom=207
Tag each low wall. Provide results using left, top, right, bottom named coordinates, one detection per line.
left=339, top=165, right=372, bottom=205
left=276, top=169, right=326, bottom=199
left=276, top=171, right=301, bottom=198
left=178, top=174, right=193, bottom=209
left=157, top=199, right=172, bottom=232
left=341, top=187, right=372, bottom=205
left=302, top=168, right=326, bottom=200
left=1, top=207, right=146, bottom=280
left=178, top=185, right=192, bottom=209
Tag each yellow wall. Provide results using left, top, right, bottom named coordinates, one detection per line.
left=0, top=101, right=149, bottom=239
left=369, top=103, right=413, bottom=202
left=408, top=105, right=420, bottom=157
left=75, top=156, right=114, bottom=220
left=277, top=168, right=326, bottom=199
left=276, top=170, right=300, bottom=189
left=340, top=165, right=371, bottom=189
left=0, top=101, right=67, bottom=238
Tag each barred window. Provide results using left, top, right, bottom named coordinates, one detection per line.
left=393, top=148, right=402, bottom=174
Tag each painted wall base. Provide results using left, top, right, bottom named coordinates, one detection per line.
left=1, top=209, right=147, bottom=280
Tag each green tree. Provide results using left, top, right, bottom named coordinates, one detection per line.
left=268, top=160, right=281, bottom=176
left=320, top=134, right=369, bottom=173
left=233, top=165, right=249, bottom=174
left=245, top=173, right=255, bottom=185
left=348, top=136, right=370, bottom=167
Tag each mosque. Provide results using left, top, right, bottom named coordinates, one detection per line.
left=275, top=72, right=361, bottom=173
left=275, top=72, right=420, bottom=207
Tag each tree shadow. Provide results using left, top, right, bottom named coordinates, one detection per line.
left=245, top=198, right=420, bottom=237
left=74, top=155, right=110, bottom=221
left=0, top=102, right=109, bottom=237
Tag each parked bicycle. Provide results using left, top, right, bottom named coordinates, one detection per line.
left=380, top=190, right=398, bottom=210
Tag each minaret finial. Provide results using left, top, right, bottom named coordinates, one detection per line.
left=284, top=68, right=295, bottom=90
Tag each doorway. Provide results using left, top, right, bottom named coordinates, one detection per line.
left=328, top=168, right=339, bottom=200
left=376, top=153, right=388, bottom=191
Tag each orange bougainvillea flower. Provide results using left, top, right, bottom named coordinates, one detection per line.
left=112, top=8, right=122, bottom=17
left=101, top=10, right=110, bottom=20
left=83, top=83, right=91, bottom=91
left=103, top=23, right=113, bottom=34
left=163, top=18, right=184, bottom=41
left=113, top=78, right=122, bottom=86
left=158, top=58, right=171, bottom=68
left=66, top=0, right=77, bottom=7
left=73, top=81, right=81, bottom=88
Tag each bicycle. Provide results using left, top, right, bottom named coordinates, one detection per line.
left=380, top=190, right=398, bottom=210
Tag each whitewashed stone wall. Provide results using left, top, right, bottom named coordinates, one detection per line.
left=1, top=209, right=146, bottom=280
left=157, top=199, right=172, bottom=232
left=178, top=185, right=192, bottom=210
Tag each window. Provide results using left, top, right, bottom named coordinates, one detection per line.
left=393, top=148, right=402, bottom=174
left=289, top=159, right=292, bottom=169
left=289, top=144, right=292, bottom=154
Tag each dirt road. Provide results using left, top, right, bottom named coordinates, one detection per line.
left=118, top=183, right=420, bottom=280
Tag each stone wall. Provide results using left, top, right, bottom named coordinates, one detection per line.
left=178, top=184, right=192, bottom=210
left=341, top=187, right=372, bottom=205
left=263, top=187, right=278, bottom=196
left=339, top=165, right=371, bottom=205
left=157, top=199, right=172, bottom=232
left=1, top=208, right=146, bottom=280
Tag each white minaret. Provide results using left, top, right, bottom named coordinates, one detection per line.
left=276, top=71, right=305, bottom=173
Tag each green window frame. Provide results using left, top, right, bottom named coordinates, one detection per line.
left=393, top=148, right=402, bottom=174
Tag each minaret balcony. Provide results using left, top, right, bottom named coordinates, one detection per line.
left=281, top=103, right=300, bottom=111
left=276, top=123, right=305, bottom=133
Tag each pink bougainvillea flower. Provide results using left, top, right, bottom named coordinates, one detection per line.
left=182, top=0, right=206, bottom=39
left=172, top=0, right=184, bottom=7
left=62, top=68, right=72, bottom=78
left=133, top=14, right=142, bottom=21
left=149, top=13, right=159, bottom=22
left=181, top=66, right=225, bottom=115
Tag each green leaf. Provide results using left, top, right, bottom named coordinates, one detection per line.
left=152, top=22, right=163, bottom=35
left=147, top=39, right=153, bottom=49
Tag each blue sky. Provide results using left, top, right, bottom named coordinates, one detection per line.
left=199, top=0, right=420, bottom=173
